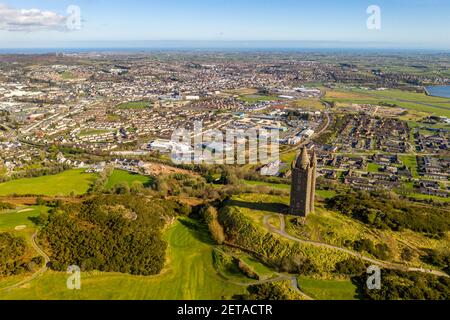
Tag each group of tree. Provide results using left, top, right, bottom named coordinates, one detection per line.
left=0, top=232, right=43, bottom=276
left=39, top=194, right=187, bottom=276
left=344, top=239, right=391, bottom=260
left=326, top=191, right=449, bottom=238
left=243, top=281, right=303, bottom=300
left=354, top=269, right=450, bottom=300
left=0, top=164, right=70, bottom=183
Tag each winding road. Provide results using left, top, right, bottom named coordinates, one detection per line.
left=263, top=214, right=449, bottom=278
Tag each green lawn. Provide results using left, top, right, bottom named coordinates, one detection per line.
left=243, top=180, right=289, bottom=190
left=0, top=218, right=245, bottom=300
left=105, top=170, right=152, bottom=189
left=367, top=162, right=381, bottom=173
left=297, top=276, right=358, bottom=300
left=0, top=206, right=48, bottom=231
left=239, top=256, right=276, bottom=279
left=116, top=101, right=151, bottom=109
left=0, top=169, right=96, bottom=196
left=399, top=155, right=419, bottom=178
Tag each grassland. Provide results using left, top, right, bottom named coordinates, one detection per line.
left=367, top=162, right=381, bottom=173
left=292, top=99, right=325, bottom=110
left=324, top=88, right=450, bottom=118
left=242, top=180, right=336, bottom=199
left=60, top=71, right=74, bottom=80
left=105, top=169, right=152, bottom=189
left=399, top=155, right=419, bottom=178
left=0, top=218, right=245, bottom=300
left=0, top=169, right=95, bottom=196
left=115, top=101, right=151, bottom=109
left=297, top=276, right=357, bottom=300
left=0, top=206, right=48, bottom=231
left=239, top=95, right=283, bottom=103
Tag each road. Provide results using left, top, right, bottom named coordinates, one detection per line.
left=0, top=232, right=50, bottom=292
left=279, top=102, right=332, bottom=158
left=263, top=214, right=449, bottom=278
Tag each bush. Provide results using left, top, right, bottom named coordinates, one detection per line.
left=334, top=258, right=367, bottom=275
left=201, top=206, right=225, bottom=244
left=0, top=232, right=28, bottom=276
left=354, top=269, right=450, bottom=300
left=0, top=201, right=15, bottom=210
left=245, top=281, right=303, bottom=300
left=40, top=195, right=173, bottom=276
left=237, top=259, right=259, bottom=280
left=326, top=192, right=449, bottom=237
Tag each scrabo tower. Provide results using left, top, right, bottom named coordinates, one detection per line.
left=289, top=147, right=317, bottom=217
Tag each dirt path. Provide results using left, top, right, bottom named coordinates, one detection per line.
left=263, top=214, right=449, bottom=278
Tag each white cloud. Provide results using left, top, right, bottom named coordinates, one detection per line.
left=0, top=4, right=68, bottom=32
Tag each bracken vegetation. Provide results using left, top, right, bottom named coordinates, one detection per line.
left=218, top=204, right=352, bottom=274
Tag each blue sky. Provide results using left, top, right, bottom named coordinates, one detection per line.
left=0, top=0, right=449, bottom=49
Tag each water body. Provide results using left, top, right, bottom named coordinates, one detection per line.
left=426, top=86, right=450, bottom=99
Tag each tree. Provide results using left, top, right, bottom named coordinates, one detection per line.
left=114, top=182, right=130, bottom=194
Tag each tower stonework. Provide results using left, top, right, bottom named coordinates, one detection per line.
left=289, top=147, right=317, bottom=217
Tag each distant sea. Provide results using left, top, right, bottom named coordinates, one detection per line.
left=426, top=86, right=450, bottom=99
left=1, top=41, right=449, bottom=55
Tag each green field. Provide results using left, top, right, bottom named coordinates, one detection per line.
left=78, top=129, right=112, bottom=137
left=243, top=179, right=289, bottom=190
left=239, top=95, right=283, bottom=103
left=0, top=169, right=95, bottom=196
left=297, top=276, right=357, bottom=300
left=399, top=155, right=419, bottom=178
left=0, top=206, right=48, bottom=231
left=116, top=101, right=151, bottom=109
left=325, top=88, right=450, bottom=117
left=105, top=169, right=152, bottom=189
left=0, top=218, right=245, bottom=300
left=242, top=180, right=335, bottom=199
left=61, top=71, right=74, bottom=80
left=367, top=162, right=381, bottom=173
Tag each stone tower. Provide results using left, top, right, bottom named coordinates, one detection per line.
left=289, top=147, right=317, bottom=217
